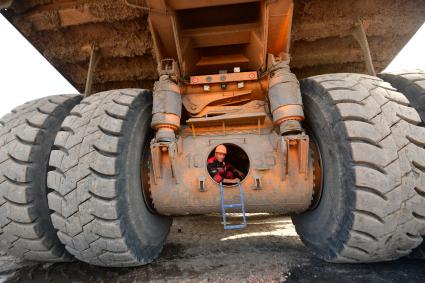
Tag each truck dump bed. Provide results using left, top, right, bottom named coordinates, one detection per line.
left=1, top=0, right=424, bottom=93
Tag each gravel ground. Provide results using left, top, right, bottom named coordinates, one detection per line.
left=1, top=214, right=424, bottom=282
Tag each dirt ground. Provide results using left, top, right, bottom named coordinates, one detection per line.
left=1, top=214, right=424, bottom=283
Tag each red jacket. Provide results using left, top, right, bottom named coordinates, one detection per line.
left=207, top=156, right=234, bottom=183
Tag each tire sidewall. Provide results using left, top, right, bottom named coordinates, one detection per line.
left=293, top=80, right=354, bottom=260
left=118, top=92, right=172, bottom=260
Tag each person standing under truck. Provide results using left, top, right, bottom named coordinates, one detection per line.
left=207, top=144, right=245, bottom=185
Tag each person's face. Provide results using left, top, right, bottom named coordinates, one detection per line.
left=215, top=152, right=226, bottom=162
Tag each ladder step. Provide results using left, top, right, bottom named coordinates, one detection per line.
left=224, top=224, right=247, bottom=230
left=223, top=203, right=242, bottom=209
left=219, top=182, right=247, bottom=230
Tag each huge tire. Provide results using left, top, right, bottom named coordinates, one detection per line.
left=293, top=73, right=425, bottom=262
left=379, top=70, right=425, bottom=258
left=379, top=70, right=425, bottom=124
left=47, top=89, right=172, bottom=267
left=0, top=95, right=81, bottom=261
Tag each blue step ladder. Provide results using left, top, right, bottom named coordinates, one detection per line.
left=219, top=182, right=247, bottom=230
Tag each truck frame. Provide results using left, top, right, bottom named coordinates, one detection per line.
left=0, top=0, right=425, bottom=267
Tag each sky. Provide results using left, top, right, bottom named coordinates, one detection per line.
left=0, top=14, right=424, bottom=117
left=0, top=15, right=78, bottom=116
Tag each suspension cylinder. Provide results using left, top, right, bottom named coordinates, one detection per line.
left=268, top=60, right=305, bottom=134
left=151, top=75, right=182, bottom=141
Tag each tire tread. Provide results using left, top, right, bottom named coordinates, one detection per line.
left=0, top=94, right=81, bottom=261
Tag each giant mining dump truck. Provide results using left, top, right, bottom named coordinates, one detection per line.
left=1, top=0, right=425, bottom=267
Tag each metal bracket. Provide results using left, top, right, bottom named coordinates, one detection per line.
left=253, top=175, right=262, bottom=190
left=352, top=19, right=376, bottom=76
left=280, top=134, right=309, bottom=181
left=298, top=136, right=309, bottom=179
left=150, top=141, right=180, bottom=185
left=198, top=176, right=206, bottom=192
left=150, top=142, right=162, bottom=184
left=280, top=137, right=288, bottom=181
left=158, top=58, right=180, bottom=78
left=168, top=142, right=179, bottom=184
left=84, top=43, right=102, bottom=97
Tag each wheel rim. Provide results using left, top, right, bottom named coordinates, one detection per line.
left=307, top=128, right=324, bottom=210
left=140, top=134, right=157, bottom=214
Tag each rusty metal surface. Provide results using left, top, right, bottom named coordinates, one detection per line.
left=148, top=128, right=315, bottom=215
left=189, top=71, right=258, bottom=85
left=1, top=0, right=424, bottom=93
left=182, top=79, right=267, bottom=115
left=186, top=100, right=267, bottom=127
left=145, top=0, right=293, bottom=76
